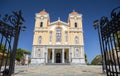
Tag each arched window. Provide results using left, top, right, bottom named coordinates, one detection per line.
left=40, top=22, right=43, bottom=27
left=75, top=36, right=79, bottom=44
left=56, top=28, right=61, bottom=42
left=38, top=36, right=42, bottom=44
left=75, top=22, right=77, bottom=28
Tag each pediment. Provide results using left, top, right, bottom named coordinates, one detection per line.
left=49, top=20, right=69, bottom=26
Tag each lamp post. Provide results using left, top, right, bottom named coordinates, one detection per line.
left=93, top=20, right=106, bottom=74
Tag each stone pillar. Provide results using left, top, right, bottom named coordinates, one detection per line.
left=69, top=48, right=71, bottom=63
left=46, top=48, right=48, bottom=63
left=52, top=49, right=55, bottom=63
left=62, top=48, right=64, bottom=63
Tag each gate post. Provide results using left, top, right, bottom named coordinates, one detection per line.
left=9, top=24, right=20, bottom=75
left=93, top=20, right=106, bottom=74
left=8, top=10, right=25, bottom=75
left=0, top=10, right=25, bottom=76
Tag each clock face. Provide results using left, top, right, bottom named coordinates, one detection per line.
left=40, top=16, right=44, bottom=20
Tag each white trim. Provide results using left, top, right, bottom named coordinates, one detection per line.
left=36, top=13, right=49, bottom=17
left=61, top=26, right=67, bottom=30
left=69, top=29, right=83, bottom=32
left=65, top=42, right=68, bottom=44
left=62, top=48, right=65, bottom=63
left=31, top=46, right=85, bottom=64
left=49, top=42, right=52, bottom=44
left=69, top=13, right=82, bottom=17
left=49, top=25, right=56, bottom=30
left=49, top=20, right=68, bottom=26
left=52, top=49, right=55, bottom=63
left=56, top=42, right=61, bottom=44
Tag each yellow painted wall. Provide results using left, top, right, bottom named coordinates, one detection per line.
left=48, top=49, right=52, bottom=60
left=33, top=12, right=84, bottom=46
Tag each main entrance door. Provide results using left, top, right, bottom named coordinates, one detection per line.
left=56, top=53, right=61, bottom=63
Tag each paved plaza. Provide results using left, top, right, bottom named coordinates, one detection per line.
left=14, top=65, right=106, bottom=76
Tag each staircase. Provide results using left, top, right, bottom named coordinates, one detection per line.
left=46, top=63, right=70, bottom=65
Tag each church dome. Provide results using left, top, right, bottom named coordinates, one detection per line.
left=39, top=10, right=48, bottom=15
left=70, top=10, right=78, bottom=14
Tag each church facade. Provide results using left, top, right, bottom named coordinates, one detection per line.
left=31, top=10, right=85, bottom=65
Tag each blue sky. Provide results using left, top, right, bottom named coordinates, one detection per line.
left=0, top=0, right=120, bottom=63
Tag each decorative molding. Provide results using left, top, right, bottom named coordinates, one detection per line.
left=69, top=13, right=82, bottom=17
left=69, top=31, right=82, bottom=33
left=36, top=13, right=49, bottom=17
left=49, top=20, right=69, bottom=26
left=34, top=30, right=48, bottom=32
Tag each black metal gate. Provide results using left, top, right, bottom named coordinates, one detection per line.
left=93, top=7, right=120, bottom=76
left=0, top=10, right=25, bottom=76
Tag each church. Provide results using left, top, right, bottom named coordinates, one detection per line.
left=31, top=10, right=85, bottom=65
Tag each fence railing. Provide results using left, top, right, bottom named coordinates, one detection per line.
left=93, top=6, right=120, bottom=76
left=0, top=10, right=25, bottom=76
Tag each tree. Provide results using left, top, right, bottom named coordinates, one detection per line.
left=0, top=44, right=6, bottom=53
left=91, top=55, right=102, bottom=65
left=84, top=54, right=87, bottom=64
left=84, top=53, right=90, bottom=65
left=15, top=48, right=31, bottom=62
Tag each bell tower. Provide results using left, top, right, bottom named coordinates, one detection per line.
left=35, top=9, right=50, bottom=28
left=68, top=10, right=82, bottom=28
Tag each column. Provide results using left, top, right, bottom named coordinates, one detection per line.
left=62, top=48, right=64, bottom=63
left=45, top=48, right=48, bottom=63
left=69, top=48, right=71, bottom=63
left=52, top=49, right=55, bottom=63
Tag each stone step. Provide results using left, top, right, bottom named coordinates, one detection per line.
left=46, top=63, right=70, bottom=65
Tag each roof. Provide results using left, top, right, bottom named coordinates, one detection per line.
left=70, top=10, right=78, bottom=14
left=39, top=10, right=48, bottom=15
left=0, top=52, right=7, bottom=56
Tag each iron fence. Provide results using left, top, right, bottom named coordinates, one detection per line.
left=0, top=10, right=25, bottom=76
left=94, top=6, right=120, bottom=76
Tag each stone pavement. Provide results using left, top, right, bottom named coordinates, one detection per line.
left=14, top=65, right=106, bottom=76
